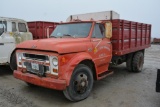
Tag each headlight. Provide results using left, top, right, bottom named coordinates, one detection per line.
left=16, top=52, right=23, bottom=67
left=50, top=56, right=58, bottom=75
left=17, top=53, right=23, bottom=61
left=18, top=53, right=22, bottom=60
left=52, top=57, right=58, bottom=66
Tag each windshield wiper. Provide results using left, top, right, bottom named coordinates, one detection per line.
left=63, top=34, right=75, bottom=38
left=50, top=36, right=57, bottom=38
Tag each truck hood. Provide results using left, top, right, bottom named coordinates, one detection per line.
left=16, top=38, right=90, bottom=54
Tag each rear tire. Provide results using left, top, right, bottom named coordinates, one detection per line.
left=132, top=52, right=144, bottom=73
left=10, top=52, right=17, bottom=71
left=63, top=64, right=93, bottom=101
left=126, top=54, right=133, bottom=72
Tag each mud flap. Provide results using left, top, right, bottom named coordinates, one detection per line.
left=156, top=69, right=160, bottom=92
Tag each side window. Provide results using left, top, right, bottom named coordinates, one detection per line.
left=0, top=21, right=7, bottom=35
left=0, top=23, right=4, bottom=35
left=12, top=22, right=17, bottom=32
left=92, top=24, right=105, bottom=38
left=18, top=23, right=27, bottom=32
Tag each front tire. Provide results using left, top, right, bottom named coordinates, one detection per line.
left=63, top=64, right=93, bottom=101
left=126, top=54, right=133, bottom=72
left=10, top=52, right=17, bottom=71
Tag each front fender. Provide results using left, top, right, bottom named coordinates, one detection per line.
left=60, top=52, right=93, bottom=86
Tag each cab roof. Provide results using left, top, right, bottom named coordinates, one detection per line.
left=59, top=20, right=109, bottom=24
left=0, top=17, right=26, bottom=22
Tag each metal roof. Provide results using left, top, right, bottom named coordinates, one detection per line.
left=0, top=17, right=26, bottom=22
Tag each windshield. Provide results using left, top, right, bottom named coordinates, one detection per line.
left=50, top=23, right=92, bottom=38
left=0, top=21, right=7, bottom=35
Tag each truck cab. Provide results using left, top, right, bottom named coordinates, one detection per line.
left=0, top=17, right=33, bottom=68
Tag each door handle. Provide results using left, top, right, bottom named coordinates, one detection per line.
left=92, top=39, right=101, bottom=42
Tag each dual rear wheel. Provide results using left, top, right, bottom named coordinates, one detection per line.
left=126, top=51, right=144, bottom=73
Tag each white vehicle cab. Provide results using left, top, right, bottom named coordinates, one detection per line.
left=0, top=17, right=33, bottom=70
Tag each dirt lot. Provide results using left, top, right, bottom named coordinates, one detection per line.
left=0, top=45, right=160, bottom=107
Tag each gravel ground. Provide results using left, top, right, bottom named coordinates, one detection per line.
left=0, top=45, right=160, bottom=107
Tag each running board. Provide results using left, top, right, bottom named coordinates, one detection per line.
left=98, top=70, right=114, bottom=77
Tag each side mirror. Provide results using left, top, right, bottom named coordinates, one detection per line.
left=105, top=21, right=112, bottom=39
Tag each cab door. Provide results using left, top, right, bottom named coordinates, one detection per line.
left=0, top=21, right=15, bottom=63
left=91, top=23, right=112, bottom=75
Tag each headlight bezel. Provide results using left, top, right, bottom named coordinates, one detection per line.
left=16, top=52, right=23, bottom=67
left=18, top=53, right=22, bottom=60
left=52, top=57, right=58, bottom=67
left=50, top=56, right=59, bottom=75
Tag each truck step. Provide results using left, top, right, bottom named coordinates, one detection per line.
left=98, top=70, right=114, bottom=78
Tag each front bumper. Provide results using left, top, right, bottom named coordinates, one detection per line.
left=14, top=70, right=67, bottom=90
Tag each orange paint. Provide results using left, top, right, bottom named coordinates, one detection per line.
left=13, top=19, right=151, bottom=90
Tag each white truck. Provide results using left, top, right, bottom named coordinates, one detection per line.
left=0, top=17, right=33, bottom=70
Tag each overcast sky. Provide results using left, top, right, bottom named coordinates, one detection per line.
left=1, top=0, right=160, bottom=37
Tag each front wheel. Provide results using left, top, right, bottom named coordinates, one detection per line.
left=10, top=52, right=17, bottom=71
left=63, top=64, right=93, bottom=101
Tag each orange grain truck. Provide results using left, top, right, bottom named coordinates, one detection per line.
left=13, top=11, right=151, bottom=101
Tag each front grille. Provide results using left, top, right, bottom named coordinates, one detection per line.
left=22, top=53, right=50, bottom=76
left=23, top=53, right=49, bottom=61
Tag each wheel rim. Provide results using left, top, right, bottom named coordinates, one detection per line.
left=73, top=73, right=88, bottom=94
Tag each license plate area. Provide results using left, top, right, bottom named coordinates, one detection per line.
left=31, top=63, right=39, bottom=70
left=25, top=62, right=44, bottom=76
